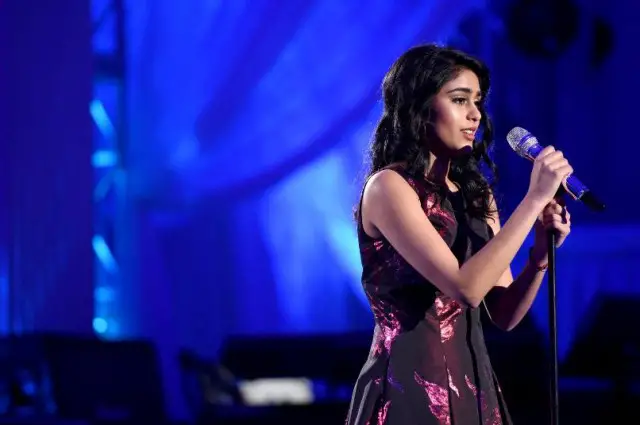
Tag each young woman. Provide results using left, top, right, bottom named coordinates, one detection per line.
left=345, top=44, right=572, bottom=425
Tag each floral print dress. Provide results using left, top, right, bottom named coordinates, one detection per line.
left=345, top=166, right=512, bottom=425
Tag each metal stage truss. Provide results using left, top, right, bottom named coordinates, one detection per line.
left=91, top=0, right=127, bottom=339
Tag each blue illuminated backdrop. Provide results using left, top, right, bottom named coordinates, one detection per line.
left=122, top=0, right=487, bottom=340
left=1, top=0, right=638, bottom=421
left=88, top=0, right=639, bottom=418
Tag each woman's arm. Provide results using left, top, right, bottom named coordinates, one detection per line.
left=484, top=199, right=571, bottom=331
left=363, top=169, right=545, bottom=308
left=482, top=205, right=546, bottom=331
left=363, top=147, right=571, bottom=308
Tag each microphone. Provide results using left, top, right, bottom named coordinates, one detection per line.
left=506, top=127, right=605, bottom=212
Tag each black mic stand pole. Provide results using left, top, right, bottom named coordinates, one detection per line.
left=547, top=230, right=559, bottom=425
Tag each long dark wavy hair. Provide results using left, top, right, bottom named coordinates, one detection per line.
left=364, top=44, right=498, bottom=220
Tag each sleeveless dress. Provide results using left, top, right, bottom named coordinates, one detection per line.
left=345, top=166, right=512, bottom=425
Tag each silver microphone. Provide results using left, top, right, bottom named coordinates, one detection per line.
left=507, top=127, right=605, bottom=212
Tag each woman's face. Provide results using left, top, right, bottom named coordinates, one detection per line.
left=429, top=68, right=483, bottom=155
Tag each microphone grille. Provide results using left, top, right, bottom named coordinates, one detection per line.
left=506, top=126, right=538, bottom=157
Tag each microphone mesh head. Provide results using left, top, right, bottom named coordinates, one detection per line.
left=506, top=127, right=538, bottom=158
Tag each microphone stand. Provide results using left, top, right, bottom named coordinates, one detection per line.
left=547, top=230, right=559, bottom=425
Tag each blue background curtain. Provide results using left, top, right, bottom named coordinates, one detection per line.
left=96, top=0, right=640, bottom=418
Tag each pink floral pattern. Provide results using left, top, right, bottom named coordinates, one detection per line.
left=466, top=375, right=503, bottom=425
left=346, top=165, right=511, bottom=425
left=415, top=371, right=451, bottom=425
left=435, top=295, right=463, bottom=342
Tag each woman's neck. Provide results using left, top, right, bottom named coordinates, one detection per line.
left=426, top=152, right=457, bottom=191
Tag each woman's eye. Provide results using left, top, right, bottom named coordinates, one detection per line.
left=453, top=97, right=467, bottom=104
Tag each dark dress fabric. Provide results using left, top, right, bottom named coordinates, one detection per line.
left=345, top=166, right=512, bottom=425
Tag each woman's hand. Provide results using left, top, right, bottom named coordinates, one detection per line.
left=531, top=198, right=571, bottom=265
left=526, top=146, right=574, bottom=208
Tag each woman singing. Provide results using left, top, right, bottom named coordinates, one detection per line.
left=345, top=44, right=572, bottom=424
